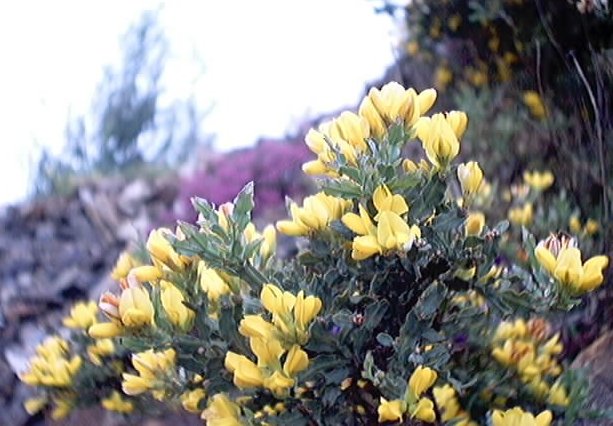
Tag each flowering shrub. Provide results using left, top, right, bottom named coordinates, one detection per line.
left=20, top=82, right=610, bottom=424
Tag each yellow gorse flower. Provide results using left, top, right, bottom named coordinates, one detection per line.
left=23, top=397, right=47, bottom=415
left=51, top=394, right=75, bottom=420
left=416, top=112, right=466, bottom=170
left=377, top=398, right=405, bottom=422
left=20, top=336, right=82, bottom=387
left=63, top=301, right=98, bottom=330
left=225, top=341, right=309, bottom=396
left=508, top=203, right=533, bottom=226
left=433, top=384, right=476, bottom=425
left=122, top=348, right=176, bottom=400
left=101, top=390, right=134, bottom=413
left=111, top=252, right=140, bottom=280
left=119, top=286, right=155, bottom=328
left=491, top=319, right=564, bottom=398
left=247, top=284, right=322, bottom=346
left=408, top=366, right=438, bottom=398
left=523, top=91, right=547, bottom=119
left=146, top=228, right=187, bottom=271
left=377, top=365, right=437, bottom=424
left=160, top=281, right=194, bottom=331
left=302, top=111, right=370, bottom=175
left=198, top=261, right=232, bottom=302
left=244, top=222, right=277, bottom=260
left=276, top=192, right=351, bottom=236
left=465, top=212, right=485, bottom=236
left=201, top=393, right=243, bottom=426
left=457, top=161, right=484, bottom=204
left=492, top=407, right=553, bottom=426
left=535, top=243, right=609, bottom=293
left=180, top=388, right=206, bottom=413
left=358, top=82, right=436, bottom=138
left=87, top=338, right=114, bottom=366
left=523, top=170, right=554, bottom=191
left=342, top=190, right=421, bottom=261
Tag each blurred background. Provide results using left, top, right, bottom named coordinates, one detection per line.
left=0, top=0, right=612, bottom=424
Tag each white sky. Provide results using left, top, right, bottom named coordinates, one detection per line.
left=0, top=1, right=398, bottom=206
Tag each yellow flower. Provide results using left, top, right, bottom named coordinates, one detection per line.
left=111, top=252, right=140, bottom=280
left=88, top=322, right=122, bottom=339
left=508, top=203, right=533, bottom=226
left=433, top=385, right=467, bottom=422
left=198, top=262, right=231, bottom=301
left=122, top=348, right=176, bottom=398
left=160, top=281, right=194, bottom=331
left=20, top=337, right=82, bottom=388
left=276, top=192, right=351, bottom=236
left=343, top=205, right=420, bottom=260
left=359, top=82, right=436, bottom=138
left=129, top=265, right=162, bottom=284
left=283, top=345, right=309, bottom=377
left=24, top=397, right=47, bottom=415
left=87, top=338, right=115, bottom=365
left=225, top=352, right=265, bottom=389
left=342, top=204, right=376, bottom=236
left=330, top=111, right=370, bottom=152
left=202, top=393, right=243, bottom=426
left=492, top=407, right=552, bottom=426
left=569, top=215, right=582, bottom=233
left=294, top=290, right=323, bottom=330
left=435, top=65, right=453, bottom=90
left=51, top=396, right=74, bottom=420
left=457, top=162, right=484, bottom=201
left=181, top=388, right=206, bottom=413
left=535, top=245, right=609, bottom=293
left=377, top=398, right=405, bottom=422
left=146, top=228, right=186, bottom=271
left=408, top=366, right=438, bottom=398
left=465, top=212, right=485, bottom=236
left=239, top=315, right=276, bottom=340
left=584, top=219, right=599, bottom=235
left=261, top=284, right=296, bottom=317
left=411, top=397, right=436, bottom=423
left=523, top=170, right=554, bottom=191
left=261, top=224, right=277, bottom=258
left=548, top=381, right=570, bottom=406
left=63, top=301, right=98, bottom=330
left=119, top=286, right=154, bottom=328
left=377, top=211, right=421, bottom=253
left=372, top=185, right=409, bottom=218
left=416, top=113, right=461, bottom=169
left=101, top=390, right=134, bottom=413
left=523, top=91, right=548, bottom=119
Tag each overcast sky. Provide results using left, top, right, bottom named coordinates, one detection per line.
left=0, top=1, right=398, bottom=206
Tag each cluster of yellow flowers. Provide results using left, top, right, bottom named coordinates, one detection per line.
left=122, top=348, right=177, bottom=400
left=377, top=366, right=438, bottom=423
left=20, top=336, right=82, bottom=388
left=20, top=336, right=83, bottom=420
left=491, top=318, right=569, bottom=406
left=276, top=192, right=351, bottom=236
left=341, top=185, right=421, bottom=260
left=535, top=233, right=609, bottom=294
left=226, top=284, right=321, bottom=396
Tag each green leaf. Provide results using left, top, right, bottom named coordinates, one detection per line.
left=376, top=332, right=395, bottom=347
